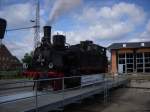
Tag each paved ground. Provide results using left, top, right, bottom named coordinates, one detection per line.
left=60, top=81, right=150, bottom=112
left=130, top=80, right=150, bottom=88
left=61, top=88, right=150, bottom=112
left=103, top=88, right=150, bottom=112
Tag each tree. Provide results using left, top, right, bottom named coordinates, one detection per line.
left=22, top=52, right=33, bottom=68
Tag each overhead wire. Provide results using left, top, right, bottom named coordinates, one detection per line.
left=6, top=25, right=39, bottom=32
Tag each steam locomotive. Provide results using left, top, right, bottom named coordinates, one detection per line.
left=23, top=26, right=108, bottom=90
left=0, top=18, right=107, bottom=90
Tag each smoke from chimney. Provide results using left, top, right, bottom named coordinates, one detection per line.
left=47, top=0, right=82, bottom=25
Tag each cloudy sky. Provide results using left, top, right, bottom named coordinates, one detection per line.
left=0, top=0, right=150, bottom=59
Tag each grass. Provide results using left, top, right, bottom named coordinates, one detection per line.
left=0, top=70, right=26, bottom=79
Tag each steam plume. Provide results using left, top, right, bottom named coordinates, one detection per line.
left=47, top=0, right=82, bottom=25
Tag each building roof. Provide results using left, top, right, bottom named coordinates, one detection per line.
left=0, top=44, right=22, bottom=71
left=0, top=44, right=12, bottom=56
left=108, top=42, right=150, bottom=50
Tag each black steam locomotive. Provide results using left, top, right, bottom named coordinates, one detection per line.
left=0, top=18, right=107, bottom=90
left=24, top=26, right=108, bottom=90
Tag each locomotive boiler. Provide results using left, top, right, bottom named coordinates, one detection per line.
left=24, top=26, right=108, bottom=90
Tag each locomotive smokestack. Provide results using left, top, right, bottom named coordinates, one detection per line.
left=43, top=26, right=51, bottom=44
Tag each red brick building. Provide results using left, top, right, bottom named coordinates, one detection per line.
left=108, top=42, right=150, bottom=74
left=0, top=44, right=22, bottom=71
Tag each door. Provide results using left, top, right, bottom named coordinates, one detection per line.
left=118, top=64, right=123, bottom=73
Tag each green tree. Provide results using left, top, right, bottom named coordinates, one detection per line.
left=22, top=52, right=33, bottom=68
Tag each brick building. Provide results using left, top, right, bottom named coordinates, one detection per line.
left=0, top=44, right=22, bottom=71
left=108, top=42, right=150, bottom=74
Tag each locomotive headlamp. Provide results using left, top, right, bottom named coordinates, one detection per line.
left=48, top=62, right=53, bottom=69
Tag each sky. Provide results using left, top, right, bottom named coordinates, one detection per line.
left=0, top=0, right=150, bottom=59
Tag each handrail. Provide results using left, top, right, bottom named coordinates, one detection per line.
left=0, top=74, right=128, bottom=108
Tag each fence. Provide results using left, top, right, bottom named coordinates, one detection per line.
left=0, top=74, right=128, bottom=112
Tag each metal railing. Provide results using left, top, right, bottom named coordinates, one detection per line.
left=0, top=74, right=128, bottom=112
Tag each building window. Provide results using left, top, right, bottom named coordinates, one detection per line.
left=127, top=59, right=133, bottom=63
left=144, top=52, right=150, bottom=73
left=137, top=59, right=143, bottom=63
left=136, top=53, right=144, bottom=73
left=119, top=53, right=125, bottom=58
left=123, top=44, right=126, bottom=48
left=141, top=43, right=145, bottom=47
left=137, top=53, right=143, bottom=58
left=119, top=59, right=125, bottom=64
left=126, top=53, right=133, bottom=58
left=145, top=52, right=150, bottom=57
left=126, top=53, right=134, bottom=73
left=118, top=53, right=134, bottom=73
